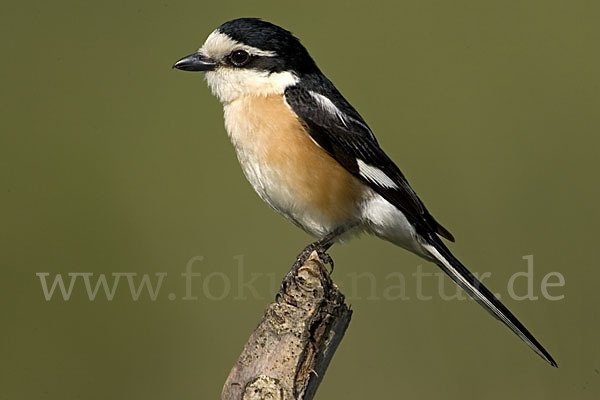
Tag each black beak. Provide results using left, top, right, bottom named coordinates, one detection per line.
left=172, top=52, right=217, bottom=71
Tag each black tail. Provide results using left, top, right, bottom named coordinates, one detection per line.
left=421, top=233, right=557, bottom=367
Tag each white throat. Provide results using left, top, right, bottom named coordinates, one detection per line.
left=204, top=69, right=299, bottom=104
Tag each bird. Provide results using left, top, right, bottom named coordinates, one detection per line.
left=173, top=17, right=557, bottom=367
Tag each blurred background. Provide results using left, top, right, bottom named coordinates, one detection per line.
left=2, top=0, right=599, bottom=398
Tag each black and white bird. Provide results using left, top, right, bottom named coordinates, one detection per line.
left=173, top=18, right=556, bottom=367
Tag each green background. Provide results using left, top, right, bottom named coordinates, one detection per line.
left=2, top=0, right=599, bottom=398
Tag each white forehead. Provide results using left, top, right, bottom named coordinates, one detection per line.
left=200, top=30, right=276, bottom=60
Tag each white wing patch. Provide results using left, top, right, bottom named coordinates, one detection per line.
left=309, top=91, right=349, bottom=127
left=357, top=159, right=399, bottom=189
left=308, top=90, right=378, bottom=141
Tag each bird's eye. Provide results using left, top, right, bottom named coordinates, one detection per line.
left=230, top=50, right=250, bottom=66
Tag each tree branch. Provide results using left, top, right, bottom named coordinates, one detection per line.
left=222, top=251, right=352, bottom=400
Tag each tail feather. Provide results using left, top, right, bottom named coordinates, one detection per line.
left=421, top=234, right=557, bottom=367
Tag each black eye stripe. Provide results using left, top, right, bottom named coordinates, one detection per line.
left=230, top=50, right=250, bottom=66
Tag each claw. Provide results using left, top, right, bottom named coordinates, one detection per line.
left=318, top=250, right=334, bottom=273
left=275, top=227, right=350, bottom=303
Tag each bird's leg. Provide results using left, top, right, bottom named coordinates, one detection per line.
left=277, top=226, right=351, bottom=302
left=293, top=229, right=339, bottom=270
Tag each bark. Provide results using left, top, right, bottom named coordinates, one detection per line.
left=222, top=251, right=352, bottom=400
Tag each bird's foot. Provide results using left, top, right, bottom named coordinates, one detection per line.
left=276, top=240, right=334, bottom=303
left=316, top=248, right=334, bottom=273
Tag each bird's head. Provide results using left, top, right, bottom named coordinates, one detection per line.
left=173, top=18, right=319, bottom=104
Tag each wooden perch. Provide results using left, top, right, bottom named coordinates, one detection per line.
left=222, top=251, right=352, bottom=400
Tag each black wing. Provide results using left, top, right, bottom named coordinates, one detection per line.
left=284, top=83, right=454, bottom=241
left=285, top=83, right=558, bottom=367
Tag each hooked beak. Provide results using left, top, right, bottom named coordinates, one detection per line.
left=172, top=52, right=217, bottom=72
